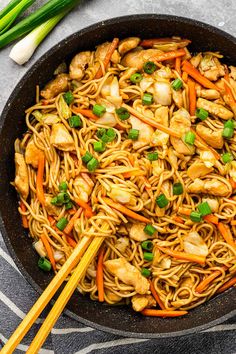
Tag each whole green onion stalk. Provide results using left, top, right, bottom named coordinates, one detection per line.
left=0, top=0, right=23, bottom=20
left=9, top=10, right=68, bottom=65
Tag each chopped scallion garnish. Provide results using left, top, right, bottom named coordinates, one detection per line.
left=196, top=107, right=208, bottom=120
left=56, top=217, right=68, bottom=231
left=143, top=61, right=157, bottom=74
left=142, top=92, right=153, bottom=105
left=173, top=183, right=183, bottom=195
left=190, top=211, right=202, bottom=222
left=92, top=104, right=106, bottom=117
left=63, top=91, right=74, bottom=105
left=128, top=129, right=139, bottom=140
left=87, top=157, right=99, bottom=172
left=197, top=201, right=212, bottom=216
left=147, top=152, right=158, bottom=161
left=222, top=152, right=234, bottom=164
left=82, top=151, right=93, bottom=163
left=130, top=72, right=143, bottom=84
left=38, top=257, right=51, bottom=272
left=144, top=224, right=156, bottom=236
left=141, top=268, right=151, bottom=277
left=115, top=107, right=130, bottom=120
left=184, top=131, right=195, bottom=145
left=68, top=115, right=82, bottom=128
left=143, top=252, right=154, bottom=261
left=171, top=78, right=183, bottom=91
left=156, top=194, right=169, bottom=208
left=141, top=240, right=153, bottom=251
left=93, top=141, right=106, bottom=153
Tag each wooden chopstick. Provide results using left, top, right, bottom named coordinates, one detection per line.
left=1, top=235, right=92, bottom=354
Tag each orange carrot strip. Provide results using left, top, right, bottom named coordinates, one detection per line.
left=218, top=222, right=236, bottom=251
left=203, top=214, right=219, bottom=225
left=196, top=266, right=227, bottom=293
left=40, top=233, right=56, bottom=271
left=128, top=155, right=135, bottom=166
left=158, top=246, right=206, bottom=265
left=20, top=201, right=28, bottom=228
left=151, top=48, right=186, bottom=63
left=96, top=247, right=105, bottom=302
left=217, top=276, right=236, bottom=294
left=123, top=170, right=146, bottom=178
left=182, top=60, right=220, bottom=91
left=63, top=208, right=82, bottom=234
left=36, top=155, right=45, bottom=206
left=175, top=57, right=181, bottom=75
left=191, top=128, right=221, bottom=160
left=73, top=108, right=98, bottom=120
left=182, top=71, right=188, bottom=83
left=103, top=197, right=151, bottom=223
left=178, top=207, right=191, bottom=216
left=68, top=209, right=76, bottom=215
left=140, top=38, right=191, bottom=48
left=231, top=220, right=236, bottom=226
left=122, top=103, right=181, bottom=138
left=75, top=199, right=94, bottom=218
left=173, top=216, right=185, bottom=224
left=149, top=280, right=165, bottom=310
left=66, top=235, right=77, bottom=248
left=141, top=309, right=187, bottom=317
left=188, top=78, right=196, bottom=116
left=229, top=178, right=236, bottom=189
left=47, top=215, right=55, bottom=225
left=94, top=38, right=119, bottom=79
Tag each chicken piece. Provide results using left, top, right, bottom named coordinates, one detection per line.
left=115, top=237, right=129, bottom=253
left=25, top=139, right=44, bottom=169
left=187, top=160, right=213, bottom=180
left=105, top=290, right=122, bottom=303
left=197, top=98, right=233, bottom=120
left=179, top=277, right=194, bottom=298
left=50, top=123, right=74, bottom=151
left=229, top=161, right=236, bottom=182
left=104, top=258, right=150, bottom=294
left=41, top=74, right=69, bottom=100
left=199, top=54, right=225, bottom=81
left=121, top=48, right=162, bottom=70
left=152, top=160, right=164, bottom=176
left=168, top=147, right=178, bottom=170
left=196, top=124, right=223, bottom=149
left=69, top=51, right=91, bottom=80
left=155, top=66, right=173, bottom=79
left=190, top=53, right=202, bottom=68
left=129, top=222, right=156, bottom=241
left=183, top=231, right=208, bottom=256
left=202, top=198, right=219, bottom=213
left=109, top=187, right=131, bottom=204
left=170, top=108, right=195, bottom=155
left=153, top=81, right=172, bottom=106
left=118, top=37, right=140, bottom=55
left=74, top=174, right=93, bottom=202
left=14, top=153, right=29, bottom=199
left=151, top=106, right=169, bottom=147
left=131, top=294, right=156, bottom=312
left=187, top=178, right=230, bottom=196
left=229, top=66, right=236, bottom=80
left=196, top=88, right=220, bottom=100
left=95, top=42, right=120, bottom=64
left=199, top=150, right=216, bottom=168
left=172, top=88, right=183, bottom=108
left=129, top=115, right=154, bottom=149
left=44, top=195, right=60, bottom=216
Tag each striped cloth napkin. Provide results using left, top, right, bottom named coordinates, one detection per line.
left=1, top=233, right=236, bottom=354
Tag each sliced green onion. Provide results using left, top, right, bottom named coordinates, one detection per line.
left=184, top=131, right=195, bottom=145
left=115, top=107, right=130, bottom=120
left=0, top=0, right=23, bottom=20
left=128, top=129, right=139, bottom=140
left=106, top=128, right=116, bottom=142
left=87, top=157, right=99, bottom=172
left=56, top=192, right=70, bottom=205
left=141, top=240, right=153, bottom=251
left=222, top=127, right=234, bottom=139
left=222, top=152, right=234, bottom=164
left=68, top=115, right=82, bottom=128
left=224, top=120, right=235, bottom=129
left=56, top=217, right=68, bottom=231
left=144, top=224, right=156, bottom=236
left=50, top=197, right=58, bottom=205
left=96, top=128, right=106, bottom=138
left=156, top=194, right=169, bottom=208
left=196, top=107, right=208, bottom=120
left=190, top=211, right=202, bottom=222
left=130, top=73, right=143, bottom=84
left=197, top=201, right=212, bottom=216
left=143, top=61, right=157, bottom=74
left=63, top=91, right=74, bottom=105
left=142, top=92, right=153, bottom=105
left=92, top=104, right=106, bottom=117
left=100, top=133, right=110, bottom=143
left=93, top=141, right=106, bottom=152
left=143, top=252, right=154, bottom=261
left=59, top=181, right=67, bottom=191
left=171, top=78, right=183, bottom=91
left=141, top=268, right=151, bottom=277
left=147, top=152, right=158, bottom=161
left=173, top=182, right=183, bottom=195
left=65, top=201, right=73, bottom=210
left=82, top=151, right=93, bottom=163
left=38, top=257, right=51, bottom=272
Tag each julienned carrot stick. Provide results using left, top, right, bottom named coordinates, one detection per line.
left=103, top=197, right=151, bottom=223
left=178, top=207, right=191, bottom=216
left=182, top=60, right=220, bottom=91
left=75, top=199, right=94, bottom=218
left=229, top=178, right=236, bottom=189
left=47, top=215, right=55, bottom=225
left=231, top=220, right=236, bottom=226
left=96, top=247, right=104, bottom=302
left=36, top=155, right=45, bottom=206
left=175, top=57, right=181, bottom=75
left=94, top=38, right=119, bottom=79
left=188, top=78, right=196, bottom=116
left=182, top=71, right=188, bottom=83
left=173, top=216, right=185, bottom=224
left=123, top=170, right=145, bottom=178
left=158, top=246, right=206, bottom=265
left=203, top=214, right=219, bottom=225
left=141, top=309, right=188, bottom=317
left=149, top=280, right=165, bottom=310
left=191, top=128, right=221, bottom=160
left=218, top=222, right=236, bottom=251
left=151, top=48, right=186, bottom=63
left=217, top=276, right=236, bottom=293
left=73, top=108, right=98, bottom=120
left=196, top=266, right=227, bottom=293
left=140, top=38, right=191, bottom=48
left=66, top=235, right=77, bottom=248
left=63, top=208, right=82, bottom=234
left=40, top=233, right=56, bottom=271
left=20, top=201, right=28, bottom=228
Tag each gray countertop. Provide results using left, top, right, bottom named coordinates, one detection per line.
left=1, top=0, right=236, bottom=353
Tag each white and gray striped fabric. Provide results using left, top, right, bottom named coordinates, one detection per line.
left=1, top=0, right=236, bottom=352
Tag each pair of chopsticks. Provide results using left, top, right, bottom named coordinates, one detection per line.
left=2, top=221, right=108, bottom=354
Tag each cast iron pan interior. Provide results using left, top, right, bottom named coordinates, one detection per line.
left=0, top=15, right=236, bottom=338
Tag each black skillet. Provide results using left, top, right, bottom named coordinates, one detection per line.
left=0, top=14, right=236, bottom=338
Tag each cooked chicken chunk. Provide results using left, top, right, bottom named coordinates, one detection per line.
left=45, top=195, right=60, bottom=216
left=199, top=54, right=225, bottom=81
left=50, top=123, right=74, bottom=151
left=183, top=231, right=208, bottom=256
left=197, top=98, right=233, bottom=120
left=172, top=88, right=183, bottom=108
left=202, top=198, right=219, bottom=213
left=196, top=124, right=224, bottom=149
left=69, top=51, right=91, bottom=80
left=131, top=294, right=156, bottom=312
left=95, top=42, right=120, bottom=64
left=25, top=139, right=44, bottom=168
left=129, top=115, right=154, bottom=149
left=115, top=237, right=129, bottom=253
left=187, top=178, right=230, bottom=196
left=151, top=106, right=169, bottom=147
left=14, top=153, right=29, bottom=199
left=187, top=160, right=213, bottom=180
left=74, top=175, right=93, bottom=202
left=109, top=187, right=132, bottom=204
left=104, top=258, right=150, bottom=294
left=118, top=37, right=140, bottom=55
left=196, top=88, right=220, bottom=100
left=41, top=74, right=69, bottom=100
left=105, top=290, right=122, bottom=303
left=121, top=48, right=161, bottom=70
left=153, top=81, right=172, bottom=106
left=129, top=222, right=156, bottom=242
